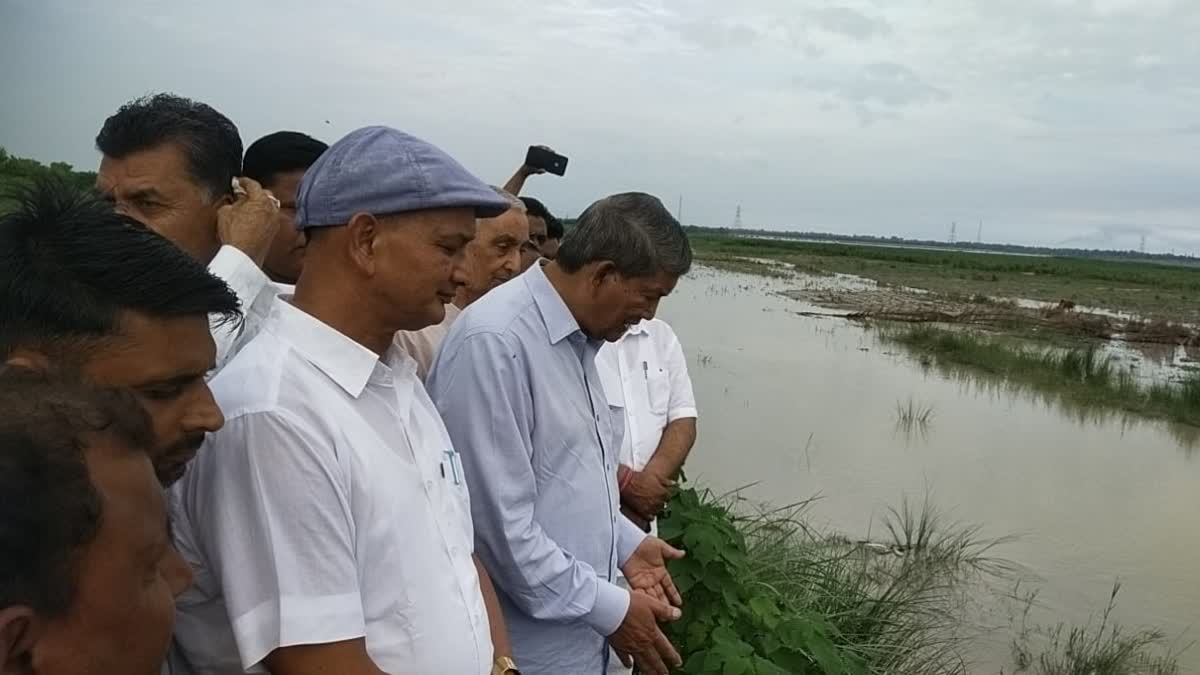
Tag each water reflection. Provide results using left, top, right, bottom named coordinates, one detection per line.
left=888, top=344, right=1199, bottom=457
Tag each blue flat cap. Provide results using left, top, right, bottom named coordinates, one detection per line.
left=296, top=125, right=510, bottom=229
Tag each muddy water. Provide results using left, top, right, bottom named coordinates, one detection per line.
left=658, top=267, right=1199, bottom=672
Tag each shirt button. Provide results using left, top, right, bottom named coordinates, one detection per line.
left=425, top=480, right=434, bottom=489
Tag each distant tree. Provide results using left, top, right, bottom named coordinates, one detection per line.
left=0, top=147, right=97, bottom=195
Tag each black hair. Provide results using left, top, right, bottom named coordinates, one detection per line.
left=546, top=214, right=565, bottom=240
left=0, top=366, right=155, bottom=615
left=95, top=93, right=242, bottom=199
left=0, top=176, right=242, bottom=359
left=556, top=192, right=692, bottom=278
left=242, top=131, right=329, bottom=189
left=520, top=196, right=564, bottom=238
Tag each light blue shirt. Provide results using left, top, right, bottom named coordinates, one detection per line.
left=428, top=264, right=647, bottom=675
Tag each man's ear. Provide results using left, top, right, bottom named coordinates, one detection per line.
left=4, top=350, right=51, bottom=371
left=588, top=260, right=618, bottom=289
left=0, top=606, right=40, bottom=675
left=346, top=212, right=379, bottom=276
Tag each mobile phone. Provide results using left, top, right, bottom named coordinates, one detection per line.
left=525, top=146, right=568, bottom=176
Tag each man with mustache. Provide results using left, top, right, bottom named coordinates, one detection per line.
left=95, top=93, right=281, bottom=370
left=0, top=178, right=239, bottom=485
left=396, top=187, right=529, bottom=380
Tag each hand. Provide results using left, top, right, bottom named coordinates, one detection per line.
left=622, top=469, right=672, bottom=523
left=218, top=176, right=280, bottom=266
left=621, top=504, right=651, bottom=532
left=609, top=591, right=682, bottom=675
left=518, top=145, right=554, bottom=177
left=622, top=537, right=685, bottom=608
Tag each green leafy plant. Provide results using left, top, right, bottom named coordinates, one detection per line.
left=659, top=486, right=869, bottom=675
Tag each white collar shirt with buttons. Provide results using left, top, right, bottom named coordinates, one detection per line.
left=170, top=296, right=491, bottom=675
left=596, top=318, right=698, bottom=471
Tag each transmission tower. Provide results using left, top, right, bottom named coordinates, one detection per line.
left=1139, top=235, right=1147, bottom=254
left=949, top=222, right=957, bottom=244
left=734, top=205, right=743, bottom=229
left=976, top=220, right=983, bottom=244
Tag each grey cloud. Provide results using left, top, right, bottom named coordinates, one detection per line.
left=799, top=62, right=949, bottom=115
left=674, top=17, right=762, bottom=49
left=809, top=7, right=891, bottom=40
left=4, top=0, right=1200, bottom=253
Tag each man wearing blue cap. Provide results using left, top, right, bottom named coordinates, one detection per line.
left=170, top=126, right=519, bottom=675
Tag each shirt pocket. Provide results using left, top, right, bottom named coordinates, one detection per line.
left=646, top=368, right=671, bottom=416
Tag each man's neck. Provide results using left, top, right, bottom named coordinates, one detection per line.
left=542, top=262, right=593, bottom=336
left=293, top=279, right=394, bottom=356
left=265, top=268, right=295, bottom=286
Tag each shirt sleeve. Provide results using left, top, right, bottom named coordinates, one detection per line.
left=428, top=331, right=631, bottom=637
left=663, top=328, right=698, bottom=422
left=207, top=245, right=273, bottom=370
left=191, top=410, right=365, bottom=670
left=616, top=514, right=648, bottom=567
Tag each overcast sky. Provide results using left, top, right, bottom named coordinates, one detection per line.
left=3, top=0, right=1200, bottom=253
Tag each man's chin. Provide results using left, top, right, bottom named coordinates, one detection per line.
left=156, top=461, right=189, bottom=487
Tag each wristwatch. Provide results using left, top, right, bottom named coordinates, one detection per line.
left=492, top=656, right=521, bottom=675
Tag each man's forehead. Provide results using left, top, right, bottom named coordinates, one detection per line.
left=633, top=272, right=678, bottom=295
left=97, top=145, right=192, bottom=192
left=481, top=210, right=527, bottom=233
left=82, top=314, right=217, bottom=384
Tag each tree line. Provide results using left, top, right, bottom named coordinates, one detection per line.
left=686, top=225, right=1199, bottom=265
left=0, top=147, right=98, bottom=194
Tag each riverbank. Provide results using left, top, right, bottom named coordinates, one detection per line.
left=689, top=233, right=1200, bottom=433
left=690, top=234, right=1200, bottom=326
left=660, top=485, right=1182, bottom=675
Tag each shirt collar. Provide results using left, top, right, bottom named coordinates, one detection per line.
left=625, top=320, right=650, bottom=337
left=525, top=264, right=584, bottom=345
left=267, top=296, right=386, bottom=398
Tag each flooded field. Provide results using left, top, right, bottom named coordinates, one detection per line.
left=660, top=266, right=1199, bottom=673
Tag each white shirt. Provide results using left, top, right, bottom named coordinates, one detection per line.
left=207, top=246, right=277, bottom=371
left=170, top=296, right=491, bottom=674
left=596, top=318, right=698, bottom=471
left=394, top=303, right=463, bottom=381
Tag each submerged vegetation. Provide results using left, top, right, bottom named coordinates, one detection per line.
left=895, top=398, right=935, bottom=432
left=1011, top=584, right=1182, bottom=675
left=885, top=326, right=1200, bottom=428
left=661, top=485, right=1182, bottom=674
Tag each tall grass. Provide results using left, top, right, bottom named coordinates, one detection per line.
left=662, top=485, right=1182, bottom=674
left=664, top=486, right=1016, bottom=674
left=1011, top=583, right=1182, bottom=675
left=884, top=326, right=1200, bottom=428
left=744, top=497, right=1013, bottom=675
